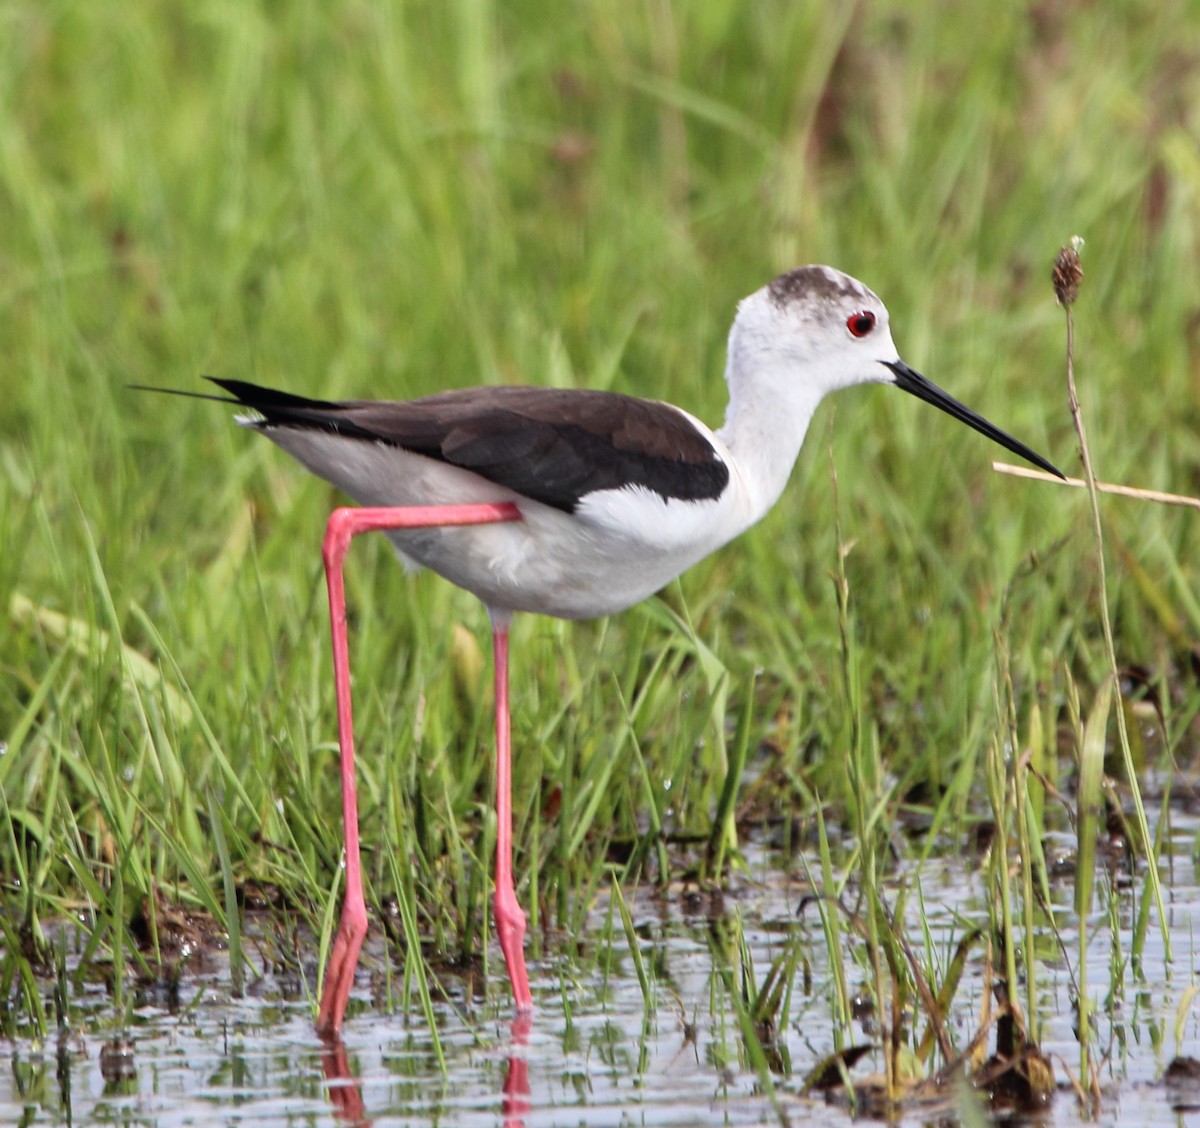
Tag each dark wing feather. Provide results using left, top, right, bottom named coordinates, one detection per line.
left=209, top=379, right=730, bottom=513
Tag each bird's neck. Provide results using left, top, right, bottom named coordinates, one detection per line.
left=715, top=359, right=824, bottom=529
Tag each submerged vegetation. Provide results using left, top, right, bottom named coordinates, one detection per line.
left=2, top=0, right=1200, bottom=1120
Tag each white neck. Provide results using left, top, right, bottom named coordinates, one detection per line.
left=714, top=351, right=825, bottom=531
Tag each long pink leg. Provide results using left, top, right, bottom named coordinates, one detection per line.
left=315, top=502, right=522, bottom=1038
left=490, top=616, right=533, bottom=1011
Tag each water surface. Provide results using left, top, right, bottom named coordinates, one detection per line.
left=3, top=817, right=1198, bottom=1127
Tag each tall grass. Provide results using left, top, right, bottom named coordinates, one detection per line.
left=2, top=0, right=1198, bottom=1071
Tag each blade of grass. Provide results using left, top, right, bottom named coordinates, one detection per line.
left=612, top=878, right=652, bottom=1013
left=1076, top=671, right=1112, bottom=1098
left=207, top=791, right=244, bottom=999
left=707, top=670, right=756, bottom=882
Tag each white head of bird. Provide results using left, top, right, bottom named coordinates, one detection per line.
left=727, top=265, right=897, bottom=394
left=719, top=265, right=1060, bottom=520
left=719, top=266, right=904, bottom=516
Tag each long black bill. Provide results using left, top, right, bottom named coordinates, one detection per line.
left=884, top=360, right=1064, bottom=480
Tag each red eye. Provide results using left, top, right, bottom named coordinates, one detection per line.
left=846, top=310, right=876, bottom=338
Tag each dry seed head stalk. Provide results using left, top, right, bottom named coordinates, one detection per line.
left=1052, top=237, right=1084, bottom=306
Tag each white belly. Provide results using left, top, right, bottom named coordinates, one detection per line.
left=264, top=428, right=753, bottom=619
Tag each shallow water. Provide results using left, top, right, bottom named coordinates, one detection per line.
left=3, top=814, right=1200, bottom=1127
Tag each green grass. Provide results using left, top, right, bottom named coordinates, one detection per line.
left=2, top=0, right=1199, bottom=1085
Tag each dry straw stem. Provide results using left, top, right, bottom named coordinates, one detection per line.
left=990, top=463, right=1200, bottom=512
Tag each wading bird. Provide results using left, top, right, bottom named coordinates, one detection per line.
left=161, top=265, right=1061, bottom=1035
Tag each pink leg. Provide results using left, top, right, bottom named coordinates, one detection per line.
left=315, top=509, right=366, bottom=1037
left=491, top=618, right=533, bottom=1012
left=314, top=502, right=521, bottom=1038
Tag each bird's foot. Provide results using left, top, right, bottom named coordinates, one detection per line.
left=316, top=897, right=369, bottom=1038
left=493, top=888, right=532, bottom=1011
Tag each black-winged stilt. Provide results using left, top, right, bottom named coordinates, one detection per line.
left=157, top=265, right=1061, bottom=1035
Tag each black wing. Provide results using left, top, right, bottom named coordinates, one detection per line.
left=210, top=378, right=730, bottom=514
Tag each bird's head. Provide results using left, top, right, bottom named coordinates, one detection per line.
left=725, top=265, right=1063, bottom=478
left=728, top=265, right=901, bottom=396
